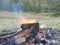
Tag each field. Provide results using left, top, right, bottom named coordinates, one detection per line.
left=0, top=12, right=60, bottom=32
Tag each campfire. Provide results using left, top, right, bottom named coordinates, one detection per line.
left=0, top=16, right=58, bottom=45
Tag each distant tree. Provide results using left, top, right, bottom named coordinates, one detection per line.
left=0, top=0, right=60, bottom=13
left=55, top=0, right=60, bottom=11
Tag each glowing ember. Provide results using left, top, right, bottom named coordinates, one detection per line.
left=19, top=16, right=37, bottom=24
left=40, top=24, right=47, bottom=28
left=17, top=29, right=20, bottom=32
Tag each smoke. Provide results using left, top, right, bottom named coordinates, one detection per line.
left=0, top=0, right=28, bottom=18
left=8, top=4, right=22, bottom=12
left=0, top=0, right=23, bottom=12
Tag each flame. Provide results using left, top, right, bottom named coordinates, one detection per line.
left=40, top=24, right=47, bottom=28
left=19, top=16, right=37, bottom=24
left=17, top=29, right=21, bottom=32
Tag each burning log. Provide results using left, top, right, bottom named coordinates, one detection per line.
left=14, top=22, right=39, bottom=45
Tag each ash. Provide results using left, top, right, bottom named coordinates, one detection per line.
left=30, top=28, right=59, bottom=45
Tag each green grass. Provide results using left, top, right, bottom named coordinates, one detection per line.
left=25, top=12, right=60, bottom=30
left=39, top=20, right=60, bottom=30
left=0, top=19, right=5, bottom=23
left=0, top=12, right=60, bottom=32
left=0, top=19, right=20, bottom=32
left=0, top=18, right=60, bottom=32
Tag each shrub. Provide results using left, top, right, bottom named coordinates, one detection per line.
left=52, top=12, right=60, bottom=17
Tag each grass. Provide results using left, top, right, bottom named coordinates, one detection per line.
left=0, top=19, right=60, bottom=31
left=0, top=19, right=20, bottom=32
left=39, top=20, right=60, bottom=30
left=0, top=12, right=60, bottom=32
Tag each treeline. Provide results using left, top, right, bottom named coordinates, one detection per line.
left=0, top=0, right=60, bottom=13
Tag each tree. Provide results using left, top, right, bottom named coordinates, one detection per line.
left=55, top=0, right=60, bottom=11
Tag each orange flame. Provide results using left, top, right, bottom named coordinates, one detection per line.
left=19, top=16, right=37, bottom=24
